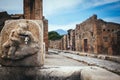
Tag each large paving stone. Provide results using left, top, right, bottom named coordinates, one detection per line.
left=0, top=66, right=119, bottom=80
left=81, top=67, right=120, bottom=80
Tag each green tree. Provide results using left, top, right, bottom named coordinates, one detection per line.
left=48, top=31, right=63, bottom=40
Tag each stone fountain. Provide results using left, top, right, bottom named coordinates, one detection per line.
left=0, top=19, right=45, bottom=80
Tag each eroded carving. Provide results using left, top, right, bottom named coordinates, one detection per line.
left=1, top=23, right=40, bottom=60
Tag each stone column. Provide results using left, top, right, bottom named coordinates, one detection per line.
left=34, top=0, right=43, bottom=20
left=24, top=0, right=43, bottom=20
left=24, top=0, right=31, bottom=19
left=43, top=17, right=48, bottom=54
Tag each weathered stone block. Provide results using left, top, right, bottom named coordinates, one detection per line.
left=0, top=66, right=119, bottom=80
left=81, top=67, right=120, bottom=80
left=0, top=19, right=45, bottom=67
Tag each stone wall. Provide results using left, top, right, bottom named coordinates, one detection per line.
left=49, top=40, right=62, bottom=50
left=49, top=15, right=120, bottom=55
left=68, top=29, right=75, bottom=51
left=96, top=19, right=120, bottom=55
left=61, top=35, right=68, bottom=50
left=0, top=12, right=11, bottom=32
left=75, top=15, right=97, bottom=53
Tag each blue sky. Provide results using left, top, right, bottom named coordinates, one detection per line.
left=0, top=0, right=120, bottom=31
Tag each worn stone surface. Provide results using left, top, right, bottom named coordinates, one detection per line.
left=58, top=51, right=120, bottom=74
left=81, top=67, right=120, bottom=80
left=0, top=66, right=119, bottom=80
left=45, top=53, right=87, bottom=66
left=0, top=19, right=44, bottom=67
left=0, top=67, right=37, bottom=80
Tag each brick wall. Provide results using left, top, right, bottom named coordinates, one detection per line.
left=24, top=0, right=43, bottom=20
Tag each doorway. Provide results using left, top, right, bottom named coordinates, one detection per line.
left=84, top=39, right=88, bottom=52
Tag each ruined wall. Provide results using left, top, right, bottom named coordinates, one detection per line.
left=0, top=12, right=11, bottom=32
left=48, top=15, right=120, bottom=55
left=74, top=15, right=97, bottom=53
left=69, top=29, right=75, bottom=51
left=62, top=35, right=67, bottom=50
left=96, top=20, right=120, bottom=55
left=75, top=24, right=81, bottom=51
left=49, top=40, right=62, bottom=49
left=74, top=15, right=120, bottom=55
left=0, top=12, right=24, bottom=32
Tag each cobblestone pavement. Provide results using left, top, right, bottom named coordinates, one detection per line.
left=45, top=53, right=88, bottom=66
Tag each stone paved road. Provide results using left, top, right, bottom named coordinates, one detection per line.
left=48, top=49, right=120, bottom=75
left=59, top=52, right=120, bottom=74
left=45, top=53, right=88, bottom=66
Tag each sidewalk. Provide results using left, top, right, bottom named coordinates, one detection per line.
left=51, top=49, right=120, bottom=63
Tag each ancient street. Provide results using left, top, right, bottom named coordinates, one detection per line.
left=46, top=49, right=120, bottom=75
left=0, top=0, right=120, bottom=80
left=45, top=52, right=87, bottom=66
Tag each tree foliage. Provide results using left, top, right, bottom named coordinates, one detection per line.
left=48, top=31, right=63, bottom=40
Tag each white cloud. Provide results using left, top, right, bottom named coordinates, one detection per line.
left=48, top=21, right=81, bottom=31
left=0, top=0, right=23, bottom=13
left=43, top=0, right=119, bottom=17
left=103, top=16, right=120, bottom=24
left=0, top=0, right=118, bottom=15
left=43, top=0, right=82, bottom=17
left=93, top=0, right=119, bottom=6
left=77, top=0, right=120, bottom=10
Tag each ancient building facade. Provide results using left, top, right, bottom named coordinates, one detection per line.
left=49, top=15, right=120, bottom=55
left=74, top=15, right=97, bottom=53
left=96, top=19, right=120, bottom=55
left=74, top=15, right=120, bottom=55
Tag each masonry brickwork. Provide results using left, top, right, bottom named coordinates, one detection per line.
left=61, top=35, right=67, bottom=50
left=49, top=40, right=62, bottom=50
left=49, top=15, right=120, bottom=55
left=24, top=0, right=43, bottom=19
